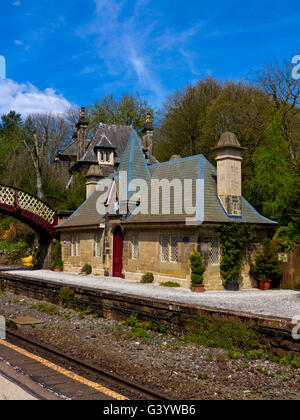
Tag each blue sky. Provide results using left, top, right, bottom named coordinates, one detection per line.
left=0, top=0, right=299, bottom=115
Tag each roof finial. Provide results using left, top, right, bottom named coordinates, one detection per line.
left=146, top=113, right=151, bottom=123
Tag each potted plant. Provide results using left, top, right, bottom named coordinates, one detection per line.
left=258, top=275, right=272, bottom=291
left=250, top=239, right=282, bottom=290
left=190, top=250, right=206, bottom=293
left=51, top=240, right=63, bottom=272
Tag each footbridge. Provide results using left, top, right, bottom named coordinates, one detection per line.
left=0, top=184, right=58, bottom=267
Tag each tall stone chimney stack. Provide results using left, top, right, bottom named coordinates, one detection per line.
left=214, top=132, right=244, bottom=216
left=142, top=113, right=154, bottom=156
left=76, top=107, right=89, bottom=161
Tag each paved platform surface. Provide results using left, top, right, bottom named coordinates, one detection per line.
left=1, top=269, right=300, bottom=320
left=0, top=372, right=37, bottom=400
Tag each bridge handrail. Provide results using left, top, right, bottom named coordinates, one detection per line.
left=0, top=184, right=57, bottom=225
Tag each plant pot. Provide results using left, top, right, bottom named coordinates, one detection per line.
left=54, top=267, right=63, bottom=272
left=191, top=284, right=205, bottom=293
left=225, top=282, right=240, bottom=291
left=259, top=279, right=272, bottom=291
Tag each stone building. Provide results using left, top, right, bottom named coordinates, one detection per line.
left=57, top=108, right=157, bottom=197
left=56, top=130, right=276, bottom=290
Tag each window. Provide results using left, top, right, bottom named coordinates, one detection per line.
left=76, top=237, right=80, bottom=256
left=170, top=237, right=178, bottom=263
left=197, top=236, right=220, bottom=265
left=106, top=151, right=111, bottom=163
left=161, top=236, right=178, bottom=263
left=132, top=235, right=139, bottom=259
left=71, top=237, right=76, bottom=257
left=100, top=151, right=105, bottom=162
left=94, top=235, right=101, bottom=257
left=71, top=236, right=80, bottom=257
left=161, top=236, right=169, bottom=262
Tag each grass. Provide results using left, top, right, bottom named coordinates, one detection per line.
left=123, top=313, right=169, bottom=341
left=160, top=282, right=181, bottom=288
left=182, top=315, right=261, bottom=352
left=77, top=307, right=92, bottom=319
left=30, top=303, right=60, bottom=315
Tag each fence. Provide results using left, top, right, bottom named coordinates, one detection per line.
left=280, top=245, right=300, bottom=290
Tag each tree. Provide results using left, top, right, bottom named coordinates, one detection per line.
left=87, top=92, right=154, bottom=136
left=22, top=113, right=72, bottom=200
left=155, top=77, right=222, bottom=161
left=251, top=112, right=296, bottom=223
left=253, top=57, right=300, bottom=170
left=200, top=82, right=273, bottom=195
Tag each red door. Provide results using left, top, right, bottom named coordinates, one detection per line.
left=113, top=227, right=123, bottom=278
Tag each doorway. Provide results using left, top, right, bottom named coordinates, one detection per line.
left=113, top=226, right=123, bottom=278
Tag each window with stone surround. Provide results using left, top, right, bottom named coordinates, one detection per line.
left=161, top=236, right=178, bottom=263
left=94, top=235, right=101, bottom=257
left=71, top=237, right=76, bottom=257
left=76, top=237, right=80, bottom=256
left=197, top=236, right=220, bottom=265
left=132, top=235, right=139, bottom=260
left=71, top=236, right=80, bottom=257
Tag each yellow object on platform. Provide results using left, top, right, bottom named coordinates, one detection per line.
left=22, top=256, right=33, bottom=267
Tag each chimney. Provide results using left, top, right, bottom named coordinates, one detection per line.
left=76, top=107, right=88, bottom=161
left=142, top=113, right=154, bottom=156
left=214, top=132, right=244, bottom=216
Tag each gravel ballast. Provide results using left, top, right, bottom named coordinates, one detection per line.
left=0, top=291, right=299, bottom=400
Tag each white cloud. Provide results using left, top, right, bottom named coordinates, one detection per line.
left=79, top=0, right=168, bottom=104
left=12, top=1, right=21, bottom=6
left=78, top=0, right=205, bottom=105
left=0, top=79, right=72, bottom=116
left=14, top=40, right=23, bottom=46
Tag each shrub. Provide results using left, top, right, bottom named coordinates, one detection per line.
left=189, top=250, right=206, bottom=286
left=81, top=264, right=92, bottom=275
left=218, top=224, right=253, bottom=287
left=182, top=315, right=260, bottom=351
left=141, top=272, right=154, bottom=284
left=250, top=239, right=283, bottom=285
left=51, top=240, right=63, bottom=270
left=160, top=282, right=181, bottom=288
left=59, top=287, right=75, bottom=308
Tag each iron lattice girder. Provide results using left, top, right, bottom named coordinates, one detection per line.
left=0, top=185, right=58, bottom=238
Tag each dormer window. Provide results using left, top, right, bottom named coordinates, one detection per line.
left=98, top=150, right=113, bottom=164
left=95, top=134, right=116, bottom=166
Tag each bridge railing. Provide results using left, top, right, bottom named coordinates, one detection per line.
left=0, top=185, right=57, bottom=226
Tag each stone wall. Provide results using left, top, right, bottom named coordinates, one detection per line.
left=61, top=230, right=105, bottom=275
left=0, top=272, right=298, bottom=353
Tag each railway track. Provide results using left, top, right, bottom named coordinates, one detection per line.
left=1, top=329, right=172, bottom=401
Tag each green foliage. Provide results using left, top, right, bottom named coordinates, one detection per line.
left=124, top=313, right=152, bottom=341
left=87, top=92, right=155, bottom=135
left=189, top=250, right=206, bottom=286
left=34, top=303, right=60, bottom=315
left=218, top=224, right=253, bottom=286
left=249, top=239, right=283, bottom=284
left=251, top=112, right=297, bottom=223
left=245, top=349, right=264, bottom=360
left=59, top=287, right=75, bottom=308
left=78, top=307, right=92, bottom=319
left=160, top=282, right=181, bottom=288
left=182, top=316, right=260, bottom=351
left=141, top=272, right=154, bottom=284
left=51, top=240, right=63, bottom=270
left=81, top=264, right=92, bottom=275
left=272, top=222, right=300, bottom=253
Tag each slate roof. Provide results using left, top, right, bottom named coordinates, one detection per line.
left=57, top=135, right=277, bottom=230
left=58, top=140, right=78, bottom=160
